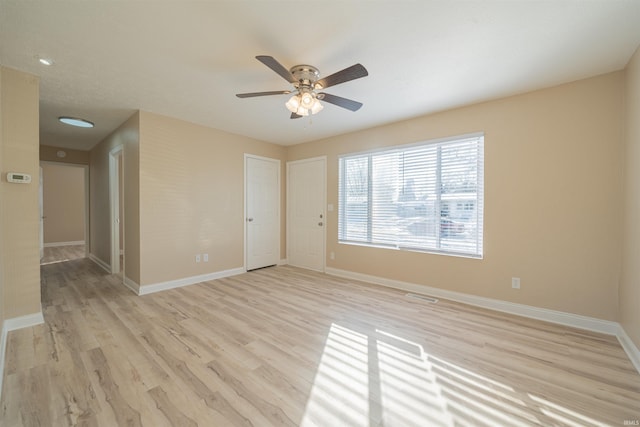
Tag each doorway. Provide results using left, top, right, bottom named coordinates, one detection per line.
left=245, top=154, right=280, bottom=271
left=40, top=162, right=89, bottom=264
left=287, top=156, right=326, bottom=272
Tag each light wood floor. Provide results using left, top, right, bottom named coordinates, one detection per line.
left=40, top=245, right=86, bottom=265
left=2, top=258, right=639, bottom=426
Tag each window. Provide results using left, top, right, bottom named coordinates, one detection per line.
left=338, top=134, right=484, bottom=258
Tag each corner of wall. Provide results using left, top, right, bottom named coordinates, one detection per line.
left=620, top=43, right=640, bottom=352
left=0, top=312, right=44, bottom=400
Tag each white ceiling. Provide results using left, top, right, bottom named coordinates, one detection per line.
left=1, top=1, right=639, bottom=150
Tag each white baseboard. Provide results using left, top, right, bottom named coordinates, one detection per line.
left=325, top=267, right=640, bottom=374
left=88, top=253, right=111, bottom=274
left=3, top=312, right=45, bottom=332
left=44, top=240, right=85, bottom=248
left=138, top=267, right=245, bottom=295
left=0, top=311, right=45, bottom=400
left=122, top=276, right=140, bottom=294
left=617, top=325, right=640, bottom=374
left=326, top=267, right=619, bottom=335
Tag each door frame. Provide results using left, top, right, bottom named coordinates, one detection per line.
left=109, top=145, right=123, bottom=275
left=286, top=156, right=327, bottom=272
left=244, top=153, right=281, bottom=271
left=39, top=166, right=44, bottom=260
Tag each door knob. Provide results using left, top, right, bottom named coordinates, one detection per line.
left=247, top=218, right=254, bottom=222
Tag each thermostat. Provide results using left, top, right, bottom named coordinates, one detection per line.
left=7, top=172, right=31, bottom=184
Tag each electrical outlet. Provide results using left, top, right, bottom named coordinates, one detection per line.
left=195, top=254, right=201, bottom=263
left=203, top=253, right=209, bottom=262
left=512, top=277, right=521, bottom=289
left=330, top=251, right=335, bottom=260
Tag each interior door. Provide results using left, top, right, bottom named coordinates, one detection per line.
left=246, top=155, right=280, bottom=270
left=287, top=157, right=326, bottom=271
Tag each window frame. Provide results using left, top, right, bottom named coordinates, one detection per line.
left=338, top=133, right=484, bottom=259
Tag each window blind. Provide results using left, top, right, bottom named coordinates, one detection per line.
left=338, top=134, right=484, bottom=258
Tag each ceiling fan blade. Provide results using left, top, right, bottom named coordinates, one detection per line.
left=256, top=55, right=296, bottom=84
left=315, top=64, right=368, bottom=89
left=236, top=90, right=291, bottom=98
left=318, top=93, right=363, bottom=112
left=290, top=113, right=303, bottom=119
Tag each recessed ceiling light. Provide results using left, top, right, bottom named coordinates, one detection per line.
left=38, top=57, right=54, bottom=66
left=58, top=116, right=94, bottom=128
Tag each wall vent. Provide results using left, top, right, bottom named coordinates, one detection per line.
left=405, top=293, right=438, bottom=303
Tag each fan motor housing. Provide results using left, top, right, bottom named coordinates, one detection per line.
left=290, top=65, right=320, bottom=87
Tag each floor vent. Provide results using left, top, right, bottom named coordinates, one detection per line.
left=405, top=293, right=439, bottom=303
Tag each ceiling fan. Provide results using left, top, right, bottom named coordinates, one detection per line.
left=236, top=55, right=368, bottom=119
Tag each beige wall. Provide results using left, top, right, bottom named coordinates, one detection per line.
left=89, top=112, right=140, bottom=284
left=41, top=162, right=85, bottom=244
left=0, top=51, right=634, bottom=364
left=621, top=46, right=640, bottom=349
left=138, top=111, right=287, bottom=286
left=288, top=72, right=625, bottom=321
left=0, top=66, right=41, bottom=322
left=40, top=145, right=89, bottom=165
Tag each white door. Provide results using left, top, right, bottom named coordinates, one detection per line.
left=287, top=157, right=326, bottom=271
left=246, top=155, right=280, bottom=270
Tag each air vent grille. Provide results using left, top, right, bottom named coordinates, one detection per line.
left=405, top=293, right=439, bottom=303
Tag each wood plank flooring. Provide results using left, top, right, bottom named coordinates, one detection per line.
left=40, top=245, right=86, bottom=265
left=2, top=258, right=639, bottom=426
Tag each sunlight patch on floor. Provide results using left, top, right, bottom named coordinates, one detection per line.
left=375, top=329, right=452, bottom=426
left=40, top=258, right=72, bottom=265
left=528, top=394, right=603, bottom=426
left=300, top=323, right=370, bottom=427
left=300, top=324, right=453, bottom=426
left=300, top=323, right=606, bottom=426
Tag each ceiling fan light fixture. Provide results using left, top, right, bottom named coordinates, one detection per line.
left=285, top=95, right=300, bottom=113
left=239, top=56, right=368, bottom=119
left=310, top=98, right=324, bottom=114
left=300, top=92, right=314, bottom=107
left=288, top=91, right=323, bottom=116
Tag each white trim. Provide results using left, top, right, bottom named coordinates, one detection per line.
left=44, top=240, right=85, bottom=247
left=89, top=253, right=111, bottom=273
left=84, top=166, right=90, bottom=258
left=122, top=276, right=140, bottom=294
left=325, top=267, right=640, bottom=374
left=3, top=312, right=45, bottom=332
left=339, top=132, right=485, bottom=159
left=617, top=325, right=640, bottom=374
left=138, top=267, right=245, bottom=296
left=325, top=267, right=620, bottom=335
left=39, top=165, right=44, bottom=260
left=0, top=312, right=45, bottom=399
left=109, top=145, right=124, bottom=276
